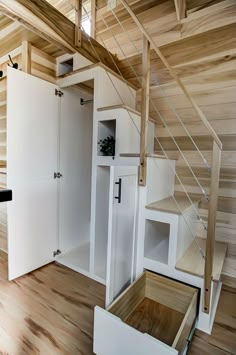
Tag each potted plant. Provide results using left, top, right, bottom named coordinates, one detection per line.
left=98, top=135, right=115, bottom=157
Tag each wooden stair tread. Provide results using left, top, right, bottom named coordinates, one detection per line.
left=146, top=195, right=201, bottom=215
left=97, top=104, right=156, bottom=123
left=176, top=237, right=227, bottom=281
left=120, top=153, right=168, bottom=159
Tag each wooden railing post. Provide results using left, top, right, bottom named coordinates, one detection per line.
left=22, top=41, right=31, bottom=74
left=203, top=141, right=221, bottom=313
left=75, top=0, right=82, bottom=47
left=139, top=36, right=150, bottom=186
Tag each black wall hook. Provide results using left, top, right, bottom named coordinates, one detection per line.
left=8, top=55, right=18, bottom=69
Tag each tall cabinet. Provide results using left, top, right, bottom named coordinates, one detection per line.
left=6, top=63, right=146, bottom=304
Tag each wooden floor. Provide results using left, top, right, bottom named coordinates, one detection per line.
left=0, top=249, right=8, bottom=281
left=189, top=285, right=236, bottom=355
left=0, top=252, right=235, bottom=354
left=0, top=258, right=105, bottom=354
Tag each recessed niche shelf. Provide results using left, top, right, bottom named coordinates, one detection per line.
left=58, top=57, right=74, bottom=76
left=144, top=219, right=170, bottom=265
left=97, top=119, right=116, bottom=156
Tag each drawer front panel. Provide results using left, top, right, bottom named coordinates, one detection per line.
left=94, top=306, right=178, bottom=355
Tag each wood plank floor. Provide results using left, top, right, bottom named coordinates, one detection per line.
left=189, top=285, right=236, bottom=355
left=0, top=249, right=8, bottom=281
left=0, top=259, right=105, bottom=354
left=0, top=252, right=235, bottom=354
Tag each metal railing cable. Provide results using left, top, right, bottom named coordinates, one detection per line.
left=63, top=0, right=206, bottom=258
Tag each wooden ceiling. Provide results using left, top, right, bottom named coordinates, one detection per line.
left=94, top=0, right=236, bottom=88
left=0, top=14, right=65, bottom=58
left=95, top=0, right=233, bottom=58
left=43, top=0, right=235, bottom=89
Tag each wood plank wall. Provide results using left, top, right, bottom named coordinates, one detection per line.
left=0, top=48, right=22, bottom=251
left=0, top=43, right=56, bottom=252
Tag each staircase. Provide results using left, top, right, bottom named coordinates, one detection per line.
left=62, top=0, right=226, bottom=335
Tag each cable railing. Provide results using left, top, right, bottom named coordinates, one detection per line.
left=103, top=2, right=211, bottom=172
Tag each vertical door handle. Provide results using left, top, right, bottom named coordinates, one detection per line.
left=115, top=178, right=122, bottom=203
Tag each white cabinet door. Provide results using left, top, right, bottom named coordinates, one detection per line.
left=106, top=166, right=138, bottom=306
left=7, top=67, right=59, bottom=280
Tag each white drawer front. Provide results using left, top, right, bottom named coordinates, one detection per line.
left=94, top=306, right=178, bottom=355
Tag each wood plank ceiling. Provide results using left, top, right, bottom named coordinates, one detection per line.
left=0, top=14, right=65, bottom=58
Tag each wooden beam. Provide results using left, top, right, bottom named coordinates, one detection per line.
left=21, top=40, right=31, bottom=74
left=74, top=0, right=82, bottom=47
left=139, top=36, right=150, bottom=186
left=0, top=0, right=119, bottom=73
left=119, top=0, right=222, bottom=150
left=174, top=0, right=186, bottom=21
left=203, top=141, right=221, bottom=313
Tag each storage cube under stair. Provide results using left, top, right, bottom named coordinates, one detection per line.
left=144, top=219, right=170, bottom=265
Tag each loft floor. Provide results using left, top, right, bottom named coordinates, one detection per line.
left=0, top=254, right=235, bottom=354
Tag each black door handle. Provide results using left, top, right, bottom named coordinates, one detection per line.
left=115, top=178, right=122, bottom=203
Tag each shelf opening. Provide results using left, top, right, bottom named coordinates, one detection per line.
left=97, top=120, right=116, bottom=157
left=144, top=219, right=170, bottom=265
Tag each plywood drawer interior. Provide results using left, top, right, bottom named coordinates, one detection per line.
left=108, top=271, right=199, bottom=353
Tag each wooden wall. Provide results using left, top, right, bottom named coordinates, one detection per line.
left=0, top=43, right=56, bottom=252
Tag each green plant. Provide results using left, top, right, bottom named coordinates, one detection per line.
left=98, top=135, right=115, bottom=156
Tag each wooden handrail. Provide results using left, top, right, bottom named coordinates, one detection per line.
left=203, top=141, right=221, bottom=313
left=119, top=0, right=222, bottom=151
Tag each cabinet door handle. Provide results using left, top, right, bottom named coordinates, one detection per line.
left=115, top=178, right=122, bottom=203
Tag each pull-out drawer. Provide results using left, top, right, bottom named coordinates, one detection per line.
left=94, top=271, right=198, bottom=355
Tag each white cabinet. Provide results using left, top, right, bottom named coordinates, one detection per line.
left=6, top=68, right=139, bottom=297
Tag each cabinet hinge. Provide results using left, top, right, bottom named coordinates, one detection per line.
left=55, top=89, right=64, bottom=97
left=53, top=249, right=61, bottom=257
left=54, top=172, right=63, bottom=179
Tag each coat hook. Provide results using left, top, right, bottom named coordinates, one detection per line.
left=8, top=55, right=18, bottom=69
